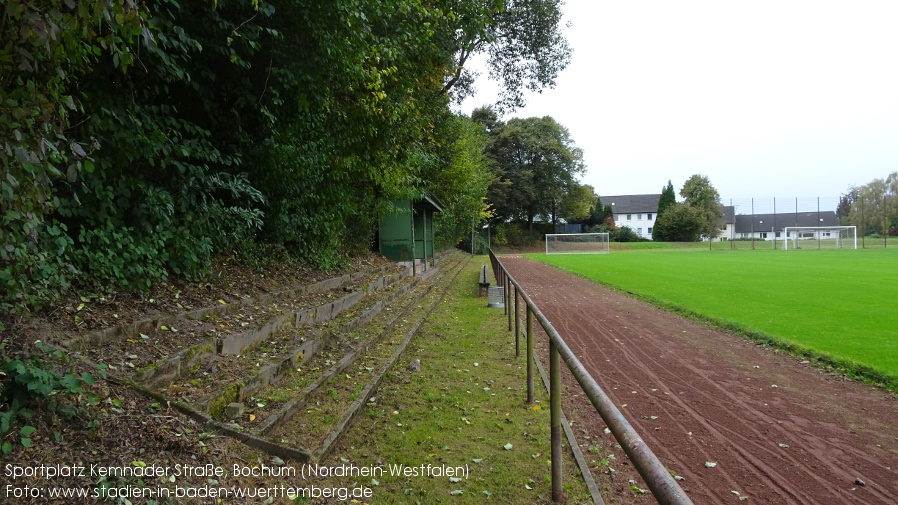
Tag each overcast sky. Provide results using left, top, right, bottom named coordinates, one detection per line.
left=457, top=0, right=898, bottom=205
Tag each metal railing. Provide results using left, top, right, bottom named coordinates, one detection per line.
left=488, top=249, right=694, bottom=505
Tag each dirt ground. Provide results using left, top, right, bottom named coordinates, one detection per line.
left=500, top=255, right=898, bottom=505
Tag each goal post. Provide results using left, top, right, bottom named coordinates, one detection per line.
left=545, top=233, right=611, bottom=254
left=782, top=226, right=857, bottom=250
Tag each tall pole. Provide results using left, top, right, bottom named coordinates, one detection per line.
left=751, top=198, right=755, bottom=251
left=526, top=306, right=534, bottom=404
left=817, top=197, right=821, bottom=249
left=861, top=196, right=865, bottom=248
left=773, top=197, right=777, bottom=249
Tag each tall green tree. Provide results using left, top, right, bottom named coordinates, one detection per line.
left=483, top=116, right=585, bottom=234
left=680, top=174, right=725, bottom=240
left=846, top=172, right=898, bottom=236
left=652, top=180, right=677, bottom=241
left=2, top=0, right=568, bottom=320
left=426, top=114, right=492, bottom=248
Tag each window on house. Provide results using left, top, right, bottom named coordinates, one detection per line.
left=648, top=213, right=653, bottom=220
left=637, top=227, right=643, bottom=234
left=626, top=214, right=631, bottom=220
left=648, top=227, right=653, bottom=234
left=638, top=213, right=643, bottom=220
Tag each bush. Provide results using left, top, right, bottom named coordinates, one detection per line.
left=0, top=340, right=102, bottom=454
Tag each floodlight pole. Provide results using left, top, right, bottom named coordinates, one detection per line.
left=471, top=217, right=475, bottom=255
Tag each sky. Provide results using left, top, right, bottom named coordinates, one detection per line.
left=457, top=0, right=898, bottom=205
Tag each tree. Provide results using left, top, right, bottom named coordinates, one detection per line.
left=3, top=0, right=572, bottom=319
left=652, top=180, right=677, bottom=241
left=679, top=174, right=725, bottom=240
left=440, top=0, right=572, bottom=112
left=426, top=114, right=493, bottom=248
left=585, top=196, right=614, bottom=228
left=560, top=184, right=597, bottom=224
left=846, top=173, right=898, bottom=236
left=483, top=116, right=585, bottom=234
left=836, top=189, right=857, bottom=225
left=653, top=204, right=705, bottom=242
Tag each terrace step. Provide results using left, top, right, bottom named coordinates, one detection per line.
left=64, top=261, right=412, bottom=390
left=243, top=251, right=469, bottom=461
left=60, top=250, right=468, bottom=463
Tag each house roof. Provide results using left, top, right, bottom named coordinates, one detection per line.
left=734, top=212, right=839, bottom=233
left=722, top=205, right=736, bottom=224
left=602, top=194, right=661, bottom=215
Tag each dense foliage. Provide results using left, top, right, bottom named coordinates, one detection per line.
left=0, top=0, right=571, bottom=325
left=842, top=172, right=898, bottom=236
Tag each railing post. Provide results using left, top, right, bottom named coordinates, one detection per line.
left=507, top=281, right=513, bottom=331
left=525, top=305, right=533, bottom=404
left=514, top=288, right=520, bottom=357
left=550, top=338, right=563, bottom=501
left=526, top=306, right=534, bottom=403
left=501, top=269, right=507, bottom=315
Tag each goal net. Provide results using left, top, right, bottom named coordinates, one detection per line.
left=782, top=226, right=857, bottom=250
left=545, top=233, right=610, bottom=254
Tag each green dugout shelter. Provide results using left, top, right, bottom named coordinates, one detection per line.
left=379, top=194, right=444, bottom=274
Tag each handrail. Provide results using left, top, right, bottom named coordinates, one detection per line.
left=488, top=249, right=694, bottom=505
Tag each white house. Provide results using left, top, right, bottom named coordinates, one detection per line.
left=603, top=194, right=661, bottom=240
left=729, top=211, right=839, bottom=240
left=602, top=195, right=839, bottom=242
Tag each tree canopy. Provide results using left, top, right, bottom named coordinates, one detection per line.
left=653, top=204, right=705, bottom=242
left=477, top=111, right=585, bottom=234
left=679, top=174, right=725, bottom=239
left=844, top=172, right=898, bottom=236
left=441, top=0, right=572, bottom=112
left=1, top=0, right=571, bottom=322
left=652, top=180, right=677, bottom=241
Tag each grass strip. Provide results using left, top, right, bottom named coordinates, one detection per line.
left=325, top=258, right=594, bottom=504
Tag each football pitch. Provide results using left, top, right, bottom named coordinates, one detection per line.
left=530, top=247, right=898, bottom=387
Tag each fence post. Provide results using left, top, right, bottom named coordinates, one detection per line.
left=550, top=339, right=563, bottom=501
left=506, top=278, right=513, bottom=331
left=514, top=288, right=520, bottom=357
left=526, top=306, right=534, bottom=404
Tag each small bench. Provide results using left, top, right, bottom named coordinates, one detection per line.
left=478, top=265, right=491, bottom=297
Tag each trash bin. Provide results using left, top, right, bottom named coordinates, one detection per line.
left=487, top=286, right=505, bottom=309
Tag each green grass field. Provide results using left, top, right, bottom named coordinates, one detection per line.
left=531, top=247, right=898, bottom=388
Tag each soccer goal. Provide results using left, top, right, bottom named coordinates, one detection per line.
left=545, top=233, right=610, bottom=254
left=782, top=226, right=857, bottom=250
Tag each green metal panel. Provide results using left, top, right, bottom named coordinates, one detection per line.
left=379, top=200, right=414, bottom=262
